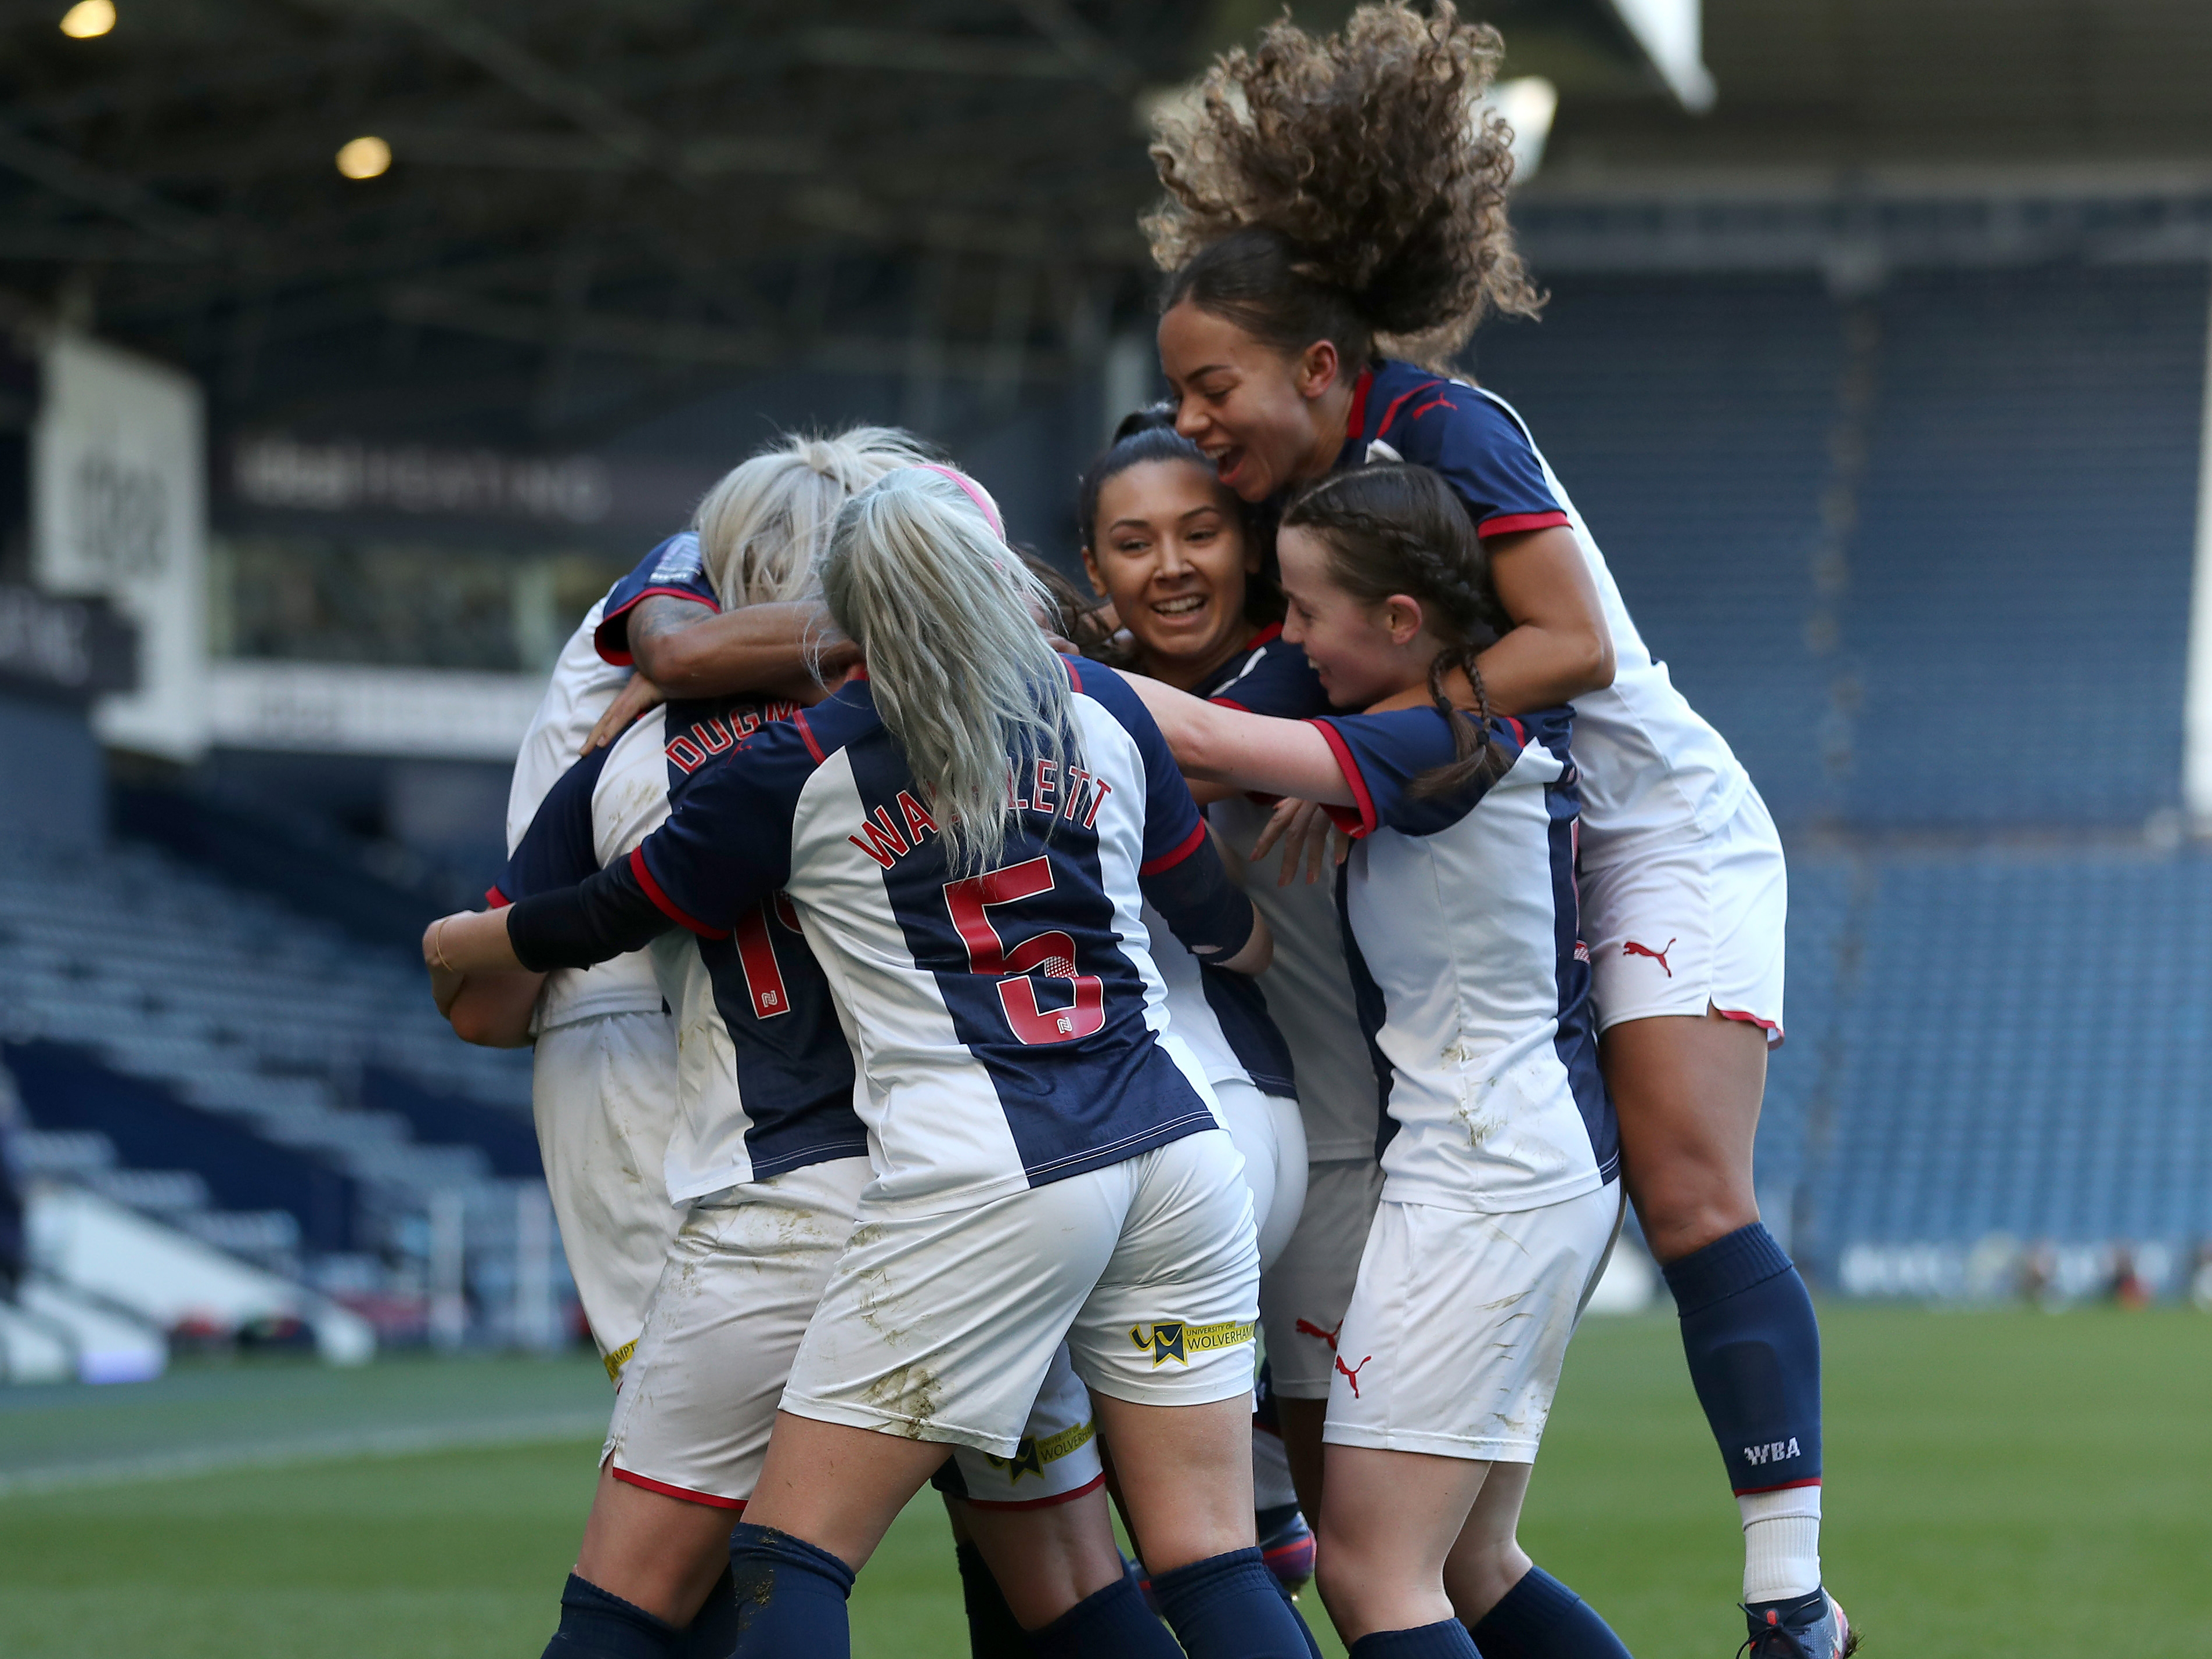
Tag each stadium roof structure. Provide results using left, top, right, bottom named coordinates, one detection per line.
left=0, top=1, right=1703, bottom=449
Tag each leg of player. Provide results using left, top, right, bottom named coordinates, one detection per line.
left=1314, top=1445, right=1487, bottom=1650
left=1438, top=1462, right=1632, bottom=1658
left=564, top=1462, right=736, bottom=1619
left=957, top=1487, right=1173, bottom=1656
left=939, top=1499, right=1032, bottom=1658
left=725, top=1412, right=954, bottom=1657
left=1091, top=1392, right=1321, bottom=1659
left=1604, top=1010, right=1842, bottom=1655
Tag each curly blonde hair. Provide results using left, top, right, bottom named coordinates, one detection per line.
left=1145, top=1, right=1542, bottom=369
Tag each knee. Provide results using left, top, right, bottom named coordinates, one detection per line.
left=1630, top=1169, right=1759, bottom=1263
left=1444, top=1537, right=1531, bottom=1625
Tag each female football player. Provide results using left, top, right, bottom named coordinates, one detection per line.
left=1144, top=9, right=1839, bottom=1654
left=1126, top=462, right=1633, bottom=1659
left=1076, top=412, right=1378, bottom=1523
left=428, top=467, right=1316, bottom=1659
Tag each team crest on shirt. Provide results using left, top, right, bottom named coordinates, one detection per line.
left=1127, top=1318, right=1256, bottom=1368
left=982, top=1418, right=1097, bottom=1483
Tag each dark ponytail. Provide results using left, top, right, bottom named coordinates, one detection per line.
left=1281, top=463, right=1513, bottom=797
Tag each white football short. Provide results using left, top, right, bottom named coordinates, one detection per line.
left=1580, top=787, right=1788, bottom=1045
left=532, top=1009, right=685, bottom=1378
left=931, top=1344, right=1106, bottom=1510
left=603, top=1156, right=871, bottom=1506
left=1215, top=1077, right=1308, bottom=1272
left=1258, top=1156, right=1384, bottom=1400
left=1323, top=1181, right=1622, bottom=1463
left=781, top=1127, right=1261, bottom=1455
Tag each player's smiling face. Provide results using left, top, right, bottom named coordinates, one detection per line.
left=1159, top=301, right=1345, bottom=503
left=1277, top=524, right=1432, bottom=709
left=1083, top=458, right=1258, bottom=691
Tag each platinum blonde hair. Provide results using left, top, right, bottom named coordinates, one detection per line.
left=693, top=426, right=934, bottom=608
left=819, top=468, right=1080, bottom=875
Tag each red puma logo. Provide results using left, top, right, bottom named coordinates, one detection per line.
left=1334, top=1354, right=1374, bottom=1397
left=1295, top=1318, right=1341, bottom=1352
left=1623, top=938, right=1676, bottom=978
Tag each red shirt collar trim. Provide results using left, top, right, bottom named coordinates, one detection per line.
left=1343, top=367, right=1374, bottom=443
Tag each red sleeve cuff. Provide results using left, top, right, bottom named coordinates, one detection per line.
left=484, top=885, right=511, bottom=909
left=1308, top=719, right=1378, bottom=838
left=1139, top=817, right=1207, bottom=876
left=628, top=845, right=729, bottom=939
left=592, top=587, right=718, bottom=666
left=1476, top=510, right=1570, bottom=539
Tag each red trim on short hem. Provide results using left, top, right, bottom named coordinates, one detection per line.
left=1717, top=1007, right=1785, bottom=1047
left=484, top=886, right=510, bottom=909
left=1140, top=818, right=1207, bottom=875
left=1477, top=510, right=1571, bottom=539
left=1308, top=719, right=1377, bottom=837
left=1343, top=369, right=1374, bottom=442
left=792, top=709, right=827, bottom=766
left=593, top=587, right=718, bottom=666
left=628, top=846, right=730, bottom=939
left=1733, top=1477, right=1822, bottom=1495
left=610, top=1466, right=748, bottom=1510
left=961, top=1472, right=1107, bottom=1513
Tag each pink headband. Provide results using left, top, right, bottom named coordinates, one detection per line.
left=914, top=463, right=1005, bottom=540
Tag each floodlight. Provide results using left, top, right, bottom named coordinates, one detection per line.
left=1486, top=77, right=1559, bottom=183
left=59, top=0, right=114, bottom=39
left=336, top=136, right=392, bottom=181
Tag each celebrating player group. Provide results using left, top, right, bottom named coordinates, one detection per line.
left=423, top=8, right=1850, bottom=1658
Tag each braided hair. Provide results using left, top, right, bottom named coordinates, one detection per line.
left=1281, top=463, right=1513, bottom=797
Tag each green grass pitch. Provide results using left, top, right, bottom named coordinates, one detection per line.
left=0, top=1305, right=2204, bottom=1656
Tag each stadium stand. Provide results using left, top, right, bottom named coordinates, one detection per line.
left=1478, top=260, right=2212, bottom=1296
left=0, top=834, right=564, bottom=1339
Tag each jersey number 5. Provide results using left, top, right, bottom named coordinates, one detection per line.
left=944, top=856, right=1105, bottom=1045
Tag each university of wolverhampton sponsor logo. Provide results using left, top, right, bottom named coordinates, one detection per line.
left=982, top=1418, right=1097, bottom=1484
left=1127, top=1318, right=1256, bottom=1369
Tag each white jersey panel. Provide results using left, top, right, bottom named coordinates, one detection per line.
left=1468, top=389, right=1752, bottom=864
left=1347, top=743, right=1607, bottom=1214
left=510, top=599, right=664, bottom=1029
left=1140, top=899, right=1246, bottom=1091
left=1209, top=794, right=1376, bottom=1160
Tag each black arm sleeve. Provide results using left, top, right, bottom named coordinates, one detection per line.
left=1140, top=833, right=1257, bottom=965
left=507, top=859, right=675, bottom=971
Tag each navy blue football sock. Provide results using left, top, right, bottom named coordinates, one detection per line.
left=1662, top=1222, right=1823, bottom=1495
left=1468, top=1566, right=1631, bottom=1659
left=726, top=1522, right=855, bottom=1658
left=1277, top=1571, right=1325, bottom=1659
left=950, top=1538, right=1029, bottom=1657
left=542, top=1573, right=682, bottom=1659
left=678, top=1564, right=737, bottom=1659
left=1346, top=1619, right=1481, bottom=1657
left=1032, top=1563, right=1181, bottom=1657
left=1149, top=1548, right=1317, bottom=1658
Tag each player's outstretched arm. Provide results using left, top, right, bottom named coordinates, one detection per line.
left=1474, top=525, right=1615, bottom=711
left=1116, top=671, right=1353, bottom=806
left=627, top=596, right=859, bottom=704
left=441, top=969, right=545, bottom=1048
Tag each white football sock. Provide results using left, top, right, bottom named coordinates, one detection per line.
left=1739, top=1485, right=1822, bottom=1603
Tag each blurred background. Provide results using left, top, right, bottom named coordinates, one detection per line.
left=0, top=2, right=2207, bottom=1656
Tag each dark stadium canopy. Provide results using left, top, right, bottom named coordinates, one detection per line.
left=0, top=1, right=1696, bottom=449
left=3, top=0, right=2209, bottom=453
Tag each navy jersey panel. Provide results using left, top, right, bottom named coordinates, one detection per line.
left=632, top=721, right=808, bottom=935
left=1310, top=705, right=1553, bottom=838
left=493, top=740, right=615, bottom=903
left=823, top=691, right=1219, bottom=1188
left=657, top=693, right=864, bottom=1179
left=594, top=532, right=719, bottom=665
left=1199, top=966, right=1297, bottom=1098
left=1334, top=865, right=1400, bottom=1160
left=1527, top=722, right=1617, bottom=1183
left=1195, top=626, right=1332, bottom=718
left=1341, top=359, right=1570, bottom=540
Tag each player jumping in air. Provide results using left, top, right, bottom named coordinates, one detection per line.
left=428, top=467, right=1318, bottom=1659
left=1145, top=7, right=1843, bottom=1654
